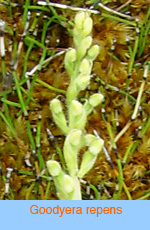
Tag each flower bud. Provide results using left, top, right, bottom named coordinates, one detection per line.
left=81, top=35, right=92, bottom=50
left=89, top=138, right=104, bottom=155
left=79, top=59, right=92, bottom=75
left=87, top=44, right=100, bottom=60
left=71, top=100, right=83, bottom=117
left=74, top=12, right=86, bottom=29
left=47, top=160, right=61, bottom=177
left=78, top=151, right=97, bottom=178
left=69, top=100, right=87, bottom=131
left=50, top=98, right=62, bottom=114
left=68, top=129, right=82, bottom=146
left=63, top=129, right=83, bottom=176
left=89, top=93, right=104, bottom=107
left=82, top=17, right=93, bottom=37
left=64, top=48, right=76, bottom=76
left=50, top=99, right=69, bottom=135
left=77, top=36, right=92, bottom=59
left=84, top=134, right=97, bottom=146
left=84, top=94, right=104, bottom=115
left=76, top=74, right=91, bottom=91
left=63, top=175, right=75, bottom=193
left=65, top=48, right=76, bottom=63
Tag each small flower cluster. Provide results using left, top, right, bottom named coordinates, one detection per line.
left=47, top=12, right=104, bottom=200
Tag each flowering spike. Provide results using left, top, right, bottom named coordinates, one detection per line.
left=48, top=11, right=103, bottom=200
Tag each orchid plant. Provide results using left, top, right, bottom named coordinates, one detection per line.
left=47, top=12, right=104, bottom=200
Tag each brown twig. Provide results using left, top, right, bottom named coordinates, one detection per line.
left=115, top=0, right=132, bottom=12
